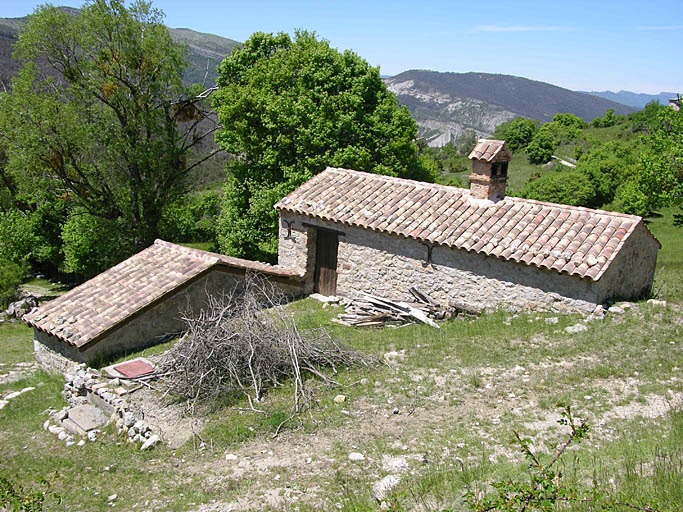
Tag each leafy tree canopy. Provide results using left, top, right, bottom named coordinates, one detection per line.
left=636, top=103, right=683, bottom=213
left=526, top=129, right=555, bottom=164
left=0, top=0, right=212, bottom=276
left=493, top=117, right=538, bottom=153
left=213, top=30, right=434, bottom=262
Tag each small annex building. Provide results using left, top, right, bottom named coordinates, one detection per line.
left=26, top=139, right=661, bottom=372
left=24, top=241, right=304, bottom=372
left=275, top=140, right=660, bottom=314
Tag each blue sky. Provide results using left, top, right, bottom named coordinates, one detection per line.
left=6, top=0, right=683, bottom=93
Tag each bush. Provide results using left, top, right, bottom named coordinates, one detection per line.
left=592, top=108, right=616, bottom=128
left=576, top=141, right=639, bottom=207
left=614, top=179, right=652, bottom=216
left=521, top=170, right=597, bottom=206
left=526, top=129, right=554, bottom=164
left=0, top=258, right=24, bottom=309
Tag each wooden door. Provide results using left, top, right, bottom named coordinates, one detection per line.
left=314, top=229, right=339, bottom=296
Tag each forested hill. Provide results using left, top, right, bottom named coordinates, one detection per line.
left=580, top=90, right=678, bottom=109
left=0, top=8, right=240, bottom=87
left=384, top=70, right=636, bottom=147
left=387, top=70, right=634, bottom=121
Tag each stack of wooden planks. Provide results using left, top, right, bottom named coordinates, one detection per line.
left=332, top=288, right=451, bottom=328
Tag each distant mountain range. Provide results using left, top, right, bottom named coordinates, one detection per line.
left=384, top=71, right=636, bottom=146
left=1, top=8, right=670, bottom=151
left=0, top=8, right=240, bottom=87
left=580, top=90, right=679, bottom=109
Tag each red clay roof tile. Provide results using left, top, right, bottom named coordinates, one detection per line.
left=24, top=240, right=302, bottom=348
left=275, top=167, right=657, bottom=282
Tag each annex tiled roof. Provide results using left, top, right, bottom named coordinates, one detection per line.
left=468, top=139, right=512, bottom=161
left=275, top=167, right=659, bottom=282
left=24, top=240, right=302, bottom=348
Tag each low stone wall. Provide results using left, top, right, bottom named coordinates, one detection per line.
left=34, top=331, right=84, bottom=375
left=279, top=212, right=609, bottom=314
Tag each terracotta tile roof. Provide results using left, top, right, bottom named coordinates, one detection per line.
left=469, top=139, right=512, bottom=161
left=24, top=240, right=302, bottom=348
left=275, top=167, right=659, bottom=282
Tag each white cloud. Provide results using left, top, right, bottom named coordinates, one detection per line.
left=636, top=25, right=683, bottom=31
left=473, top=25, right=574, bottom=33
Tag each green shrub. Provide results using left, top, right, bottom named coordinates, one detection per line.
left=521, top=170, right=597, bottom=206
left=526, top=129, right=554, bottom=164
left=0, top=258, right=24, bottom=308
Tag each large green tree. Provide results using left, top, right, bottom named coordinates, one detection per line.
left=493, top=117, right=538, bottom=153
left=636, top=103, right=683, bottom=213
left=0, top=0, right=213, bottom=276
left=212, top=31, right=434, bottom=262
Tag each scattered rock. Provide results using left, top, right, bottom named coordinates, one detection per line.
left=647, top=299, right=667, bottom=307
left=48, top=425, right=64, bottom=435
left=107, top=494, right=117, bottom=502
left=0, top=400, right=8, bottom=410
left=140, top=434, right=160, bottom=451
left=392, top=407, right=400, bottom=415
left=87, top=431, right=98, bottom=442
left=334, top=395, right=346, bottom=404
left=309, top=293, right=339, bottom=304
left=544, top=317, right=559, bottom=324
left=608, top=305, right=625, bottom=315
left=372, top=475, right=400, bottom=501
left=123, top=411, right=136, bottom=428
left=77, top=439, right=86, bottom=447
left=225, top=453, right=238, bottom=461
left=381, top=455, right=408, bottom=473
left=348, top=452, right=365, bottom=462
left=565, top=324, right=588, bottom=334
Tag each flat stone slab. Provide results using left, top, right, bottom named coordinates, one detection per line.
left=103, top=357, right=155, bottom=379
left=68, top=405, right=108, bottom=432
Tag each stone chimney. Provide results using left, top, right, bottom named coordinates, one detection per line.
left=468, top=139, right=512, bottom=201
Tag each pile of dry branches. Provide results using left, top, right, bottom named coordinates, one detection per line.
left=159, top=274, right=376, bottom=413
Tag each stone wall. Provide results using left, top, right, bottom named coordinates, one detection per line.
left=595, top=221, right=659, bottom=302
left=278, top=213, right=619, bottom=313
left=35, top=267, right=305, bottom=373
left=34, top=331, right=83, bottom=375
left=278, top=214, right=316, bottom=293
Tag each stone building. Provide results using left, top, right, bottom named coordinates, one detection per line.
left=275, top=140, right=660, bottom=313
left=26, top=139, right=661, bottom=372
left=24, top=241, right=304, bottom=372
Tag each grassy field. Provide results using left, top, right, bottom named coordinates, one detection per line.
left=0, top=211, right=681, bottom=511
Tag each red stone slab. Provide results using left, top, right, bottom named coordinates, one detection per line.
left=114, top=359, right=155, bottom=378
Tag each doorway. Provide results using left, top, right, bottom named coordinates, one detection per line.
left=314, top=229, right=339, bottom=296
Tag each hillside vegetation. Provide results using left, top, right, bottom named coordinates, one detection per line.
left=423, top=101, right=681, bottom=220
left=0, top=206, right=681, bottom=510
left=0, top=8, right=240, bottom=88
left=386, top=70, right=635, bottom=146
